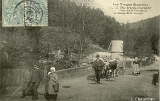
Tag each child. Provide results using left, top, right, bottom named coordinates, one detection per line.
left=44, top=67, right=59, bottom=101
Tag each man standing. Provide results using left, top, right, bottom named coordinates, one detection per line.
left=92, top=54, right=105, bottom=83
left=20, top=69, right=31, bottom=98
left=30, top=65, right=42, bottom=100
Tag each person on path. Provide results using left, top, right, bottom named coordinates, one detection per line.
left=20, top=69, right=31, bottom=98
left=132, top=57, right=141, bottom=76
left=44, top=67, right=59, bottom=101
left=30, top=65, right=42, bottom=100
left=92, top=54, right=105, bottom=83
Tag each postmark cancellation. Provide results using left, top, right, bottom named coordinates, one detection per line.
left=2, top=0, right=48, bottom=27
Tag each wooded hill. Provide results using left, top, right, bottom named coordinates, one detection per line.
left=0, top=0, right=159, bottom=70
left=125, top=15, right=160, bottom=30
left=124, top=15, right=159, bottom=57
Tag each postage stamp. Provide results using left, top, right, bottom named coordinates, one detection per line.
left=2, top=0, right=48, bottom=27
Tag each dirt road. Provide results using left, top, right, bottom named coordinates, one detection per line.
left=1, top=61, right=159, bottom=101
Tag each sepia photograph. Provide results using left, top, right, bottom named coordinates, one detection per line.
left=0, top=0, right=159, bottom=101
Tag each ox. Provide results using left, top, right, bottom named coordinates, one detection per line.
left=101, top=59, right=125, bottom=78
left=108, top=60, right=119, bottom=77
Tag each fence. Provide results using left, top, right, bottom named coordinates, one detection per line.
left=1, top=66, right=92, bottom=87
left=1, top=69, right=28, bottom=87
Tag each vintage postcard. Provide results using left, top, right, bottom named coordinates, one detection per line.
left=2, top=0, right=48, bottom=27
left=0, top=0, right=159, bottom=101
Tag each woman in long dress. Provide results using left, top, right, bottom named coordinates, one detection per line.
left=132, top=57, right=141, bottom=76
left=44, top=67, right=59, bottom=101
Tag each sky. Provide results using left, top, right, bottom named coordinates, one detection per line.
left=91, top=0, right=160, bottom=23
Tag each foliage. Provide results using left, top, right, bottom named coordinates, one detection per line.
left=123, top=16, right=159, bottom=57
left=0, top=0, right=159, bottom=69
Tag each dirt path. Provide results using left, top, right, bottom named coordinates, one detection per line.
left=1, top=61, right=159, bottom=101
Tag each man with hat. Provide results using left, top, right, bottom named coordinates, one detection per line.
left=29, top=64, right=42, bottom=100
left=92, top=54, right=105, bottom=83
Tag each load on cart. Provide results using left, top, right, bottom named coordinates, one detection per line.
left=102, top=40, right=125, bottom=78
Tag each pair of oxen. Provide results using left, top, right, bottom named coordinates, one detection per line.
left=101, top=59, right=125, bottom=78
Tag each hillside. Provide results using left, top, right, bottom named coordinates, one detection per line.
left=123, top=15, right=159, bottom=56
left=0, top=20, right=106, bottom=70
left=0, top=0, right=121, bottom=70
left=0, top=0, right=159, bottom=71
left=126, top=15, right=160, bottom=30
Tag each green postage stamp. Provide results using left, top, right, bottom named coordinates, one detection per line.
left=2, top=0, right=48, bottom=27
